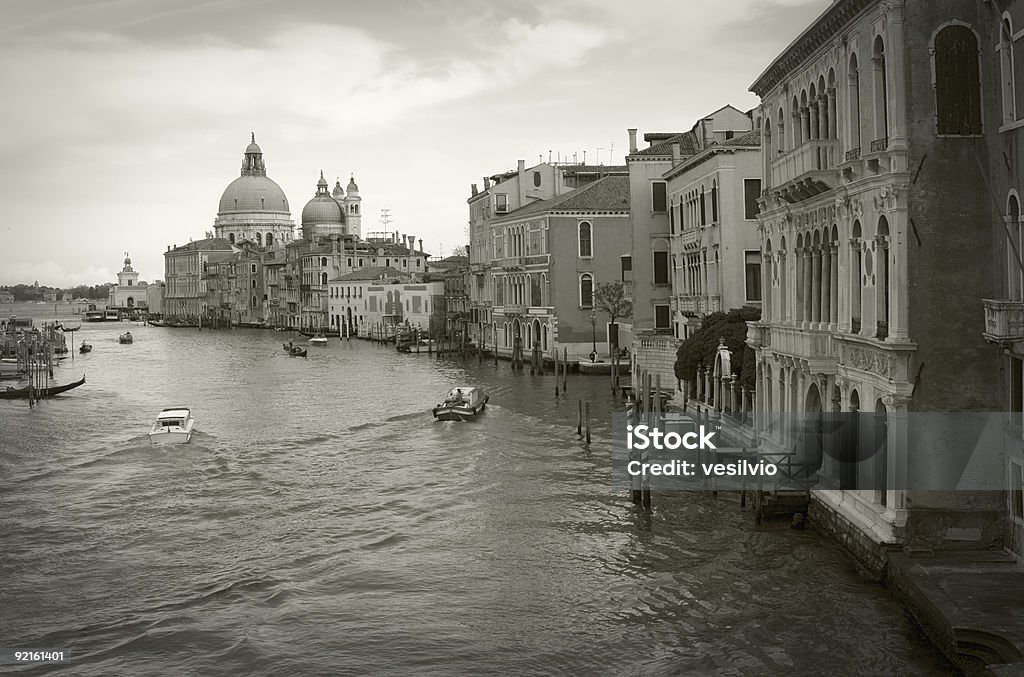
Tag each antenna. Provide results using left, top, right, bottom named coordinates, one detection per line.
left=380, top=208, right=393, bottom=230
left=596, top=147, right=604, bottom=166
left=609, top=142, right=615, bottom=165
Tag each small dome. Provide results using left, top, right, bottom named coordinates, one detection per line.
left=245, top=141, right=261, bottom=154
left=347, top=176, right=359, bottom=193
left=332, top=179, right=345, bottom=198
left=317, top=170, right=328, bottom=189
left=124, top=254, right=131, bottom=266
left=301, top=197, right=345, bottom=226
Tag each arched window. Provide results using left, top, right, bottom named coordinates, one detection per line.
left=580, top=273, right=594, bottom=308
left=1009, top=193, right=1022, bottom=300
left=321, top=272, right=328, bottom=285
left=251, top=295, right=257, bottom=308
left=229, top=233, right=235, bottom=245
left=321, top=257, right=327, bottom=267
left=935, top=24, right=982, bottom=135
left=578, top=222, right=592, bottom=258
left=849, top=53, right=862, bottom=152
left=851, top=220, right=863, bottom=333
left=872, top=36, right=889, bottom=143
left=1001, top=16, right=1016, bottom=123
left=711, top=180, right=719, bottom=222
left=876, top=216, right=890, bottom=338
left=777, top=107, right=786, bottom=153
left=256, top=232, right=262, bottom=246
left=251, top=279, right=257, bottom=289
left=266, top=233, right=273, bottom=247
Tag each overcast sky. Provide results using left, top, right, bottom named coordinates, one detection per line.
left=0, top=0, right=829, bottom=287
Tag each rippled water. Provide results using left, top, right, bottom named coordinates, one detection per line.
left=0, top=322, right=955, bottom=675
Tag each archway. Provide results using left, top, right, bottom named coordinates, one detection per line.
left=874, top=399, right=889, bottom=506
left=802, top=382, right=824, bottom=470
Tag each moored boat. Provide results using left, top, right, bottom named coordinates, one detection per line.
left=432, top=386, right=488, bottom=421
left=309, top=335, right=328, bottom=346
left=0, top=374, right=86, bottom=399
left=119, top=331, right=133, bottom=344
left=148, top=407, right=194, bottom=443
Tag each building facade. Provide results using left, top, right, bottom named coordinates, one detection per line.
left=108, top=253, right=149, bottom=312
left=748, top=0, right=1003, bottom=567
left=163, top=238, right=236, bottom=321
left=327, top=270, right=442, bottom=338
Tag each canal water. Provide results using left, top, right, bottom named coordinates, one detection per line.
left=0, top=322, right=955, bottom=675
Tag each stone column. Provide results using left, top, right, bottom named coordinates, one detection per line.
left=792, top=111, right=802, bottom=147
left=763, top=252, right=773, bottom=322
left=884, top=395, right=911, bottom=512
left=811, top=246, right=822, bottom=325
left=795, top=246, right=805, bottom=323
left=803, top=248, right=813, bottom=326
left=801, top=107, right=811, bottom=143
left=827, top=88, right=838, bottom=140
left=740, top=386, right=748, bottom=424
left=810, top=103, right=820, bottom=141
left=830, top=243, right=839, bottom=326
left=820, top=244, right=831, bottom=328
left=890, top=211, right=909, bottom=340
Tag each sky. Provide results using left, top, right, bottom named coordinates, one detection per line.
left=0, top=0, right=830, bottom=287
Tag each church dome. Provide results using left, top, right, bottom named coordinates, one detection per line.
left=332, top=179, right=345, bottom=198
left=301, top=171, right=345, bottom=226
left=302, top=196, right=345, bottom=225
left=347, top=176, right=359, bottom=194
left=245, top=140, right=261, bottom=154
left=219, top=174, right=290, bottom=215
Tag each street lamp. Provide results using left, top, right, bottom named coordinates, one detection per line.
left=589, top=311, right=597, bottom=362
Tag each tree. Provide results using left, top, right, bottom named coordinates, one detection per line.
left=593, top=281, right=632, bottom=349
left=674, top=306, right=760, bottom=391
left=449, top=244, right=468, bottom=258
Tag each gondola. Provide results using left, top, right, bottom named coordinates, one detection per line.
left=79, top=342, right=92, bottom=353
left=0, top=374, right=86, bottom=400
left=282, top=342, right=307, bottom=357
left=119, top=331, right=133, bottom=344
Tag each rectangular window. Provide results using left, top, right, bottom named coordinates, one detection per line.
left=1013, top=461, right=1024, bottom=520
left=744, top=179, right=762, bottom=219
left=495, top=194, right=509, bottom=213
left=653, top=251, right=669, bottom=285
left=655, top=304, right=670, bottom=329
left=669, top=204, right=675, bottom=233
left=745, top=251, right=762, bottom=302
left=620, top=255, right=632, bottom=279
left=652, top=182, right=667, bottom=212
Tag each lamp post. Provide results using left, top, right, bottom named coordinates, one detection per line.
left=589, top=311, right=597, bottom=362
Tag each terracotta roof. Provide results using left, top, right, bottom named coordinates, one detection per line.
left=499, top=176, right=630, bottom=218
left=720, top=129, right=761, bottom=146
left=559, top=164, right=628, bottom=175
left=631, top=131, right=700, bottom=158
left=168, top=238, right=235, bottom=253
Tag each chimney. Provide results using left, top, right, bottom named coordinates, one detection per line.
left=518, top=159, right=525, bottom=173
left=483, top=177, right=491, bottom=190
left=471, top=183, right=478, bottom=196
left=671, top=142, right=681, bottom=164
left=419, top=238, right=423, bottom=254
left=628, top=128, right=638, bottom=154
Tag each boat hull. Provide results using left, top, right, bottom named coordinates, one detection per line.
left=432, top=398, right=487, bottom=421
left=0, top=375, right=86, bottom=399
left=148, top=429, right=192, bottom=444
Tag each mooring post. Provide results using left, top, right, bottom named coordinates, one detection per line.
left=577, top=399, right=583, bottom=436
left=555, top=350, right=560, bottom=397
left=584, top=400, right=591, bottom=445
left=562, top=347, right=568, bottom=393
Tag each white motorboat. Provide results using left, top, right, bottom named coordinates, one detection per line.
left=432, top=386, right=488, bottom=421
left=149, top=407, right=195, bottom=444
left=309, top=335, right=328, bottom=346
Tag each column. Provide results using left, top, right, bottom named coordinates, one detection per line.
left=796, top=247, right=805, bottom=323
left=885, top=396, right=910, bottom=512
left=779, top=368, right=788, bottom=447
left=801, top=107, right=811, bottom=143
left=830, top=244, right=839, bottom=325
left=793, top=111, right=802, bottom=147
left=820, top=245, right=831, bottom=327
left=763, top=252, right=773, bottom=322
left=818, top=95, right=829, bottom=141
left=890, top=213, right=909, bottom=340
left=811, top=246, right=822, bottom=325
left=810, top=103, right=820, bottom=141
left=827, top=88, right=838, bottom=140
left=803, top=248, right=813, bottom=326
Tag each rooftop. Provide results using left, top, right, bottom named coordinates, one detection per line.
left=498, top=176, right=630, bottom=219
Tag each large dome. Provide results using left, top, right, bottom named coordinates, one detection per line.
left=301, top=195, right=345, bottom=226
left=218, top=175, right=290, bottom=215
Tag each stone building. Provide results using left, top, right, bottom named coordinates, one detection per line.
left=214, top=135, right=296, bottom=248
left=627, top=106, right=758, bottom=392
left=984, top=0, right=1024, bottom=562
left=467, top=161, right=628, bottom=351
left=485, top=175, right=631, bottom=359
left=108, top=252, right=149, bottom=313
left=747, top=0, right=1003, bottom=570
left=163, top=238, right=236, bottom=321
left=327, top=269, right=442, bottom=338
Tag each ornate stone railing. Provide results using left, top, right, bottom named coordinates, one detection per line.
left=870, top=137, right=888, bottom=153
left=771, top=139, right=838, bottom=186
left=845, top=147, right=861, bottom=161
left=983, top=299, right=1024, bottom=344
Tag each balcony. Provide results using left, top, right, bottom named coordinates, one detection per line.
left=678, top=295, right=721, bottom=317
left=622, top=280, right=633, bottom=300
left=746, top=321, right=770, bottom=349
left=767, top=325, right=837, bottom=368
left=503, top=304, right=526, bottom=316
left=677, top=228, right=702, bottom=251
left=845, top=147, right=861, bottom=161
left=771, top=138, right=838, bottom=188
left=869, top=137, right=888, bottom=153
left=983, top=299, right=1024, bottom=345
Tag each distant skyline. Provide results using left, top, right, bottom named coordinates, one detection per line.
left=1, top=0, right=829, bottom=286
